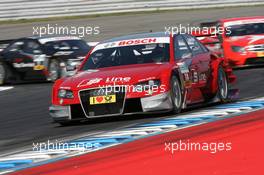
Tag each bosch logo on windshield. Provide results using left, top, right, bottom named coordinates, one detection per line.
left=118, top=38, right=157, bottom=46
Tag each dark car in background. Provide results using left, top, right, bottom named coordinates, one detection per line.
left=0, top=36, right=91, bottom=85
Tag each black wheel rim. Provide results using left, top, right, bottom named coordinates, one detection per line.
left=172, top=79, right=182, bottom=108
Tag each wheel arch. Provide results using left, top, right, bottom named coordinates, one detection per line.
left=209, top=53, right=225, bottom=94
left=170, top=68, right=184, bottom=91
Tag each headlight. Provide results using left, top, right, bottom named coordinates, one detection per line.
left=134, top=80, right=161, bottom=92
left=231, top=46, right=245, bottom=53
left=58, top=89, right=74, bottom=99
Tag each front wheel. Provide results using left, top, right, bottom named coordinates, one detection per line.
left=170, top=75, right=183, bottom=114
left=217, top=66, right=229, bottom=102
left=47, top=60, right=60, bottom=82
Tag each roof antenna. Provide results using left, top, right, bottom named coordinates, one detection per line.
left=149, top=30, right=153, bottom=33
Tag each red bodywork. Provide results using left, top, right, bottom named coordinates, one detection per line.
left=50, top=33, right=236, bottom=120
left=195, top=16, right=264, bottom=67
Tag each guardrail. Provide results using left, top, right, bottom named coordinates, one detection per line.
left=0, top=0, right=264, bottom=21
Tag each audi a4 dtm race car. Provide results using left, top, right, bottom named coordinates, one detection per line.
left=0, top=36, right=91, bottom=85
left=49, top=32, right=237, bottom=125
left=195, top=16, right=264, bottom=67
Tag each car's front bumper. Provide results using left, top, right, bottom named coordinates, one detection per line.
left=49, top=105, right=71, bottom=121
left=141, top=91, right=173, bottom=112
left=49, top=92, right=173, bottom=121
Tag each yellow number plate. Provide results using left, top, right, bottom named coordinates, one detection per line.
left=89, top=95, right=116, bottom=105
left=34, top=65, right=45, bottom=70
left=257, top=52, right=264, bottom=57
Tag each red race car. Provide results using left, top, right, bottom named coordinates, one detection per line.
left=49, top=32, right=236, bottom=125
left=196, top=16, right=264, bottom=67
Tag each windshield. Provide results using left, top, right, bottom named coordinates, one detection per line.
left=82, top=43, right=170, bottom=70
left=226, top=23, right=264, bottom=37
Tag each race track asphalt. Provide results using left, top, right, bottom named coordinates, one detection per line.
left=0, top=6, right=264, bottom=155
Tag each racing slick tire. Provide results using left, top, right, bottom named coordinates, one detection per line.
left=170, top=75, right=183, bottom=114
left=47, top=60, right=60, bottom=82
left=0, top=62, right=7, bottom=85
left=217, top=66, right=229, bottom=102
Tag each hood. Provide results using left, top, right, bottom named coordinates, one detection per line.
left=225, top=34, right=264, bottom=46
left=60, top=63, right=171, bottom=90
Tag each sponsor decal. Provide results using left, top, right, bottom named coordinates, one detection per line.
left=86, top=78, right=102, bottom=85
left=77, top=77, right=131, bottom=87
left=118, top=38, right=157, bottom=46
left=78, top=78, right=102, bottom=87
left=92, top=37, right=170, bottom=53
left=89, top=94, right=116, bottom=105
left=105, top=77, right=131, bottom=83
